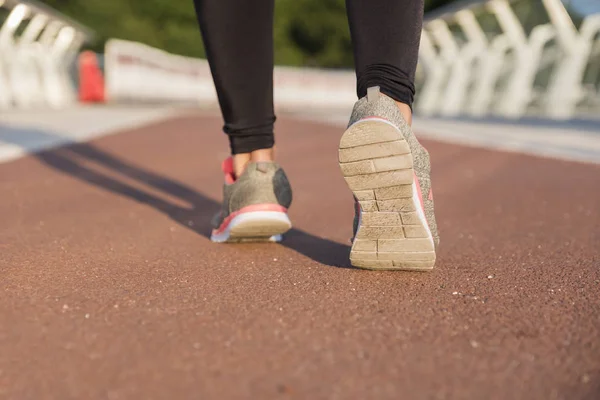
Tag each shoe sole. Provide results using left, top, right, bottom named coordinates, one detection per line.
left=211, top=210, right=292, bottom=243
left=339, top=118, right=436, bottom=271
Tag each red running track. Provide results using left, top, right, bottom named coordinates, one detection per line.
left=1, top=114, right=599, bottom=399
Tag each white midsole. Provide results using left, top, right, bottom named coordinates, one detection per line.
left=412, top=180, right=434, bottom=246
left=210, top=211, right=291, bottom=243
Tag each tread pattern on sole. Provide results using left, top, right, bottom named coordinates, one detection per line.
left=339, top=119, right=435, bottom=271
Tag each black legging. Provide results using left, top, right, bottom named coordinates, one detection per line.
left=193, top=0, right=424, bottom=154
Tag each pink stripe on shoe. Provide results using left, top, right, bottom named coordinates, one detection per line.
left=222, top=157, right=236, bottom=185
left=212, top=204, right=288, bottom=235
left=414, top=172, right=425, bottom=212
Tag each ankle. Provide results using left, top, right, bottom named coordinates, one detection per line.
left=232, top=153, right=251, bottom=177
left=376, top=92, right=413, bottom=125
left=250, top=147, right=275, bottom=164
left=395, top=101, right=413, bottom=126
left=232, top=147, right=275, bottom=177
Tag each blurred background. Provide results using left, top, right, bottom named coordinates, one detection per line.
left=0, top=0, right=599, bottom=121
left=27, top=0, right=458, bottom=65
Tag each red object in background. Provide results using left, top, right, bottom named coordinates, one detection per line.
left=79, top=51, right=105, bottom=103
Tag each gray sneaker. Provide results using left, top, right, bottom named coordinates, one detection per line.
left=211, top=158, right=293, bottom=243
left=340, top=86, right=440, bottom=271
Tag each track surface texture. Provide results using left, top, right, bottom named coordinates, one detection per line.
left=1, top=114, right=599, bottom=400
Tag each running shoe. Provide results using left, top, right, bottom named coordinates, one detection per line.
left=340, top=86, right=440, bottom=270
left=211, top=157, right=293, bottom=242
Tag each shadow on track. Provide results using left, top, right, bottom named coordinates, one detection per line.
left=30, top=138, right=351, bottom=268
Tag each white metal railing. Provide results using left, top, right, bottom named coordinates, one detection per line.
left=416, top=0, right=600, bottom=119
left=104, top=38, right=357, bottom=113
left=104, top=39, right=215, bottom=105
left=104, top=0, right=599, bottom=120
left=0, top=0, right=91, bottom=110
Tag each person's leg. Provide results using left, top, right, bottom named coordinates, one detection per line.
left=193, top=0, right=276, bottom=176
left=346, top=0, right=424, bottom=125
left=193, top=0, right=293, bottom=243
left=342, top=0, right=439, bottom=271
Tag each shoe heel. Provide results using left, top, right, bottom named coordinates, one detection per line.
left=211, top=207, right=292, bottom=243
left=339, top=118, right=436, bottom=271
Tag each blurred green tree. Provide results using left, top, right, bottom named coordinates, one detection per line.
left=45, top=0, right=454, bottom=67
left=43, top=0, right=205, bottom=57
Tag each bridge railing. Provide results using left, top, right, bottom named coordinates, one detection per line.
left=7, top=0, right=593, bottom=121
left=104, top=0, right=599, bottom=121
left=0, top=0, right=92, bottom=110
left=104, top=39, right=357, bottom=114
left=416, top=0, right=600, bottom=119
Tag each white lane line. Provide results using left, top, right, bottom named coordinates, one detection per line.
left=3, top=106, right=599, bottom=166
left=0, top=105, right=182, bottom=164
left=412, top=118, right=600, bottom=165
left=292, top=112, right=600, bottom=165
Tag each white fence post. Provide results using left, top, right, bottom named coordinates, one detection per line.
left=416, top=30, right=449, bottom=116
left=439, top=9, right=488, bottom=116
left=0, top=4, right=28, bottom=108
left=543, top=0, right=600, bottom=118
left=0, top=0, right=92, bottom=110
left=419, top=20, right=460, bottom=115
